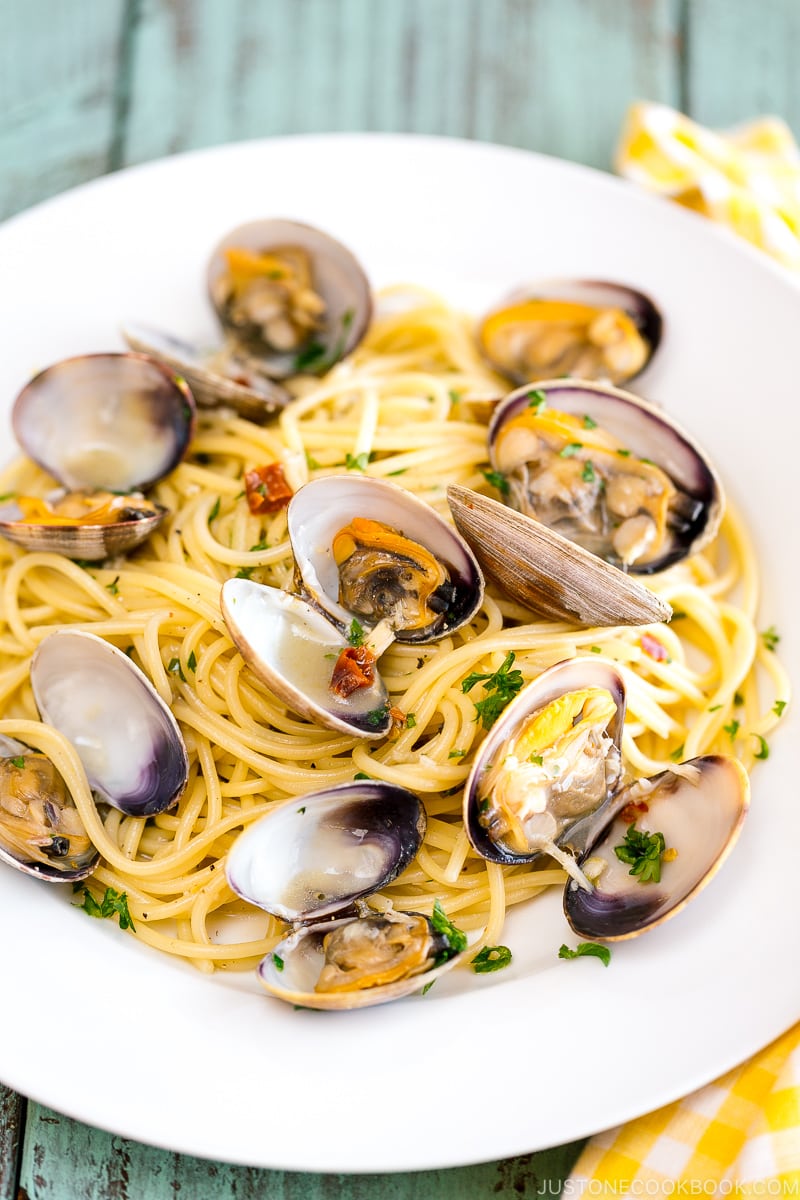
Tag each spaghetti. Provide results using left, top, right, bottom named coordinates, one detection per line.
left=0, top=289, right=790, bottom=973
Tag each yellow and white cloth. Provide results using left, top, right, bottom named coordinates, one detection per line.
left=565, top=101, right=800, bottom=1193
left=568, top=1024, right=800, bottom=1192
left=615, top=101, right=800, bottom=270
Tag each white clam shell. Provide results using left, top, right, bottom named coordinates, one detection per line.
left=220, top=578, right=391, bottom=738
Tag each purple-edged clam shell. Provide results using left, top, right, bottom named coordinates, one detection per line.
left=564, top=755, right=749, bottom=940
left=463, top=657, right=627, bottom=866
left=30, top=630, right=189, bottom=817
left=226, top=781, right=426, bottom=922
left=12, top=352, right=195, bottom=493
left=488, top=379, right=723, bottom=574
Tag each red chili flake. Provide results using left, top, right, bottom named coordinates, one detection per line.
left=641, top=633, right=669, bottom=662
left=330, top=646, right=377, bottom=698
left=619, top=799, right=650, bottom=824
left=244, top=463, right=293, bottom=514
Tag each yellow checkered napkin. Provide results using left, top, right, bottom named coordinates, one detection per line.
left=566, top=1024, right=800, bottom=1191
left=616, top=101, right=800, bottom=269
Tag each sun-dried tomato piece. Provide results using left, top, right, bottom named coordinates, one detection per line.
left=244, top=463, right=293, bottom=514
left=619, top=798, right=650, bottom=824
left=330, top=646, right=377, bottom=698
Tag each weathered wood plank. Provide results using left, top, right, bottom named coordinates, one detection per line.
left=122, top=0, right=682, bottom=172
left=0, top=1, right=127, bottom=221
left=0, top=1085, right=24, bottom=1200
left=686, top=0, right=800, bottom=132
left=18, top=1102, right=583, bottom=1200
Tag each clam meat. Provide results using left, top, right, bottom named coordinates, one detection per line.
left=0, top=734, right=97, bottom=882
left=478, top=279, right=661, bottom=387
left=487, top=380, right=722, bottom=573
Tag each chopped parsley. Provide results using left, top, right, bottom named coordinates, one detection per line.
left=353, top=771, right=372, bottom=780
left=773, top=700, right=787, bottom=717
left=471, top=945, right=512, bottom=973
left=306, top=453, right=321, bottom=470
left=75, top=886, right=136, bottom=931
left=734, top=691, right=745, bottom=707
left=558, top=942, right=611, bottom=967
left=272, top=953, right=285, bottom=972
left=430, top=899, right=467, bottom=962
left=482, top=468, right=509, bottom=495
left=761, top=625, right=780, bottom=652
left=616, top=448, right=631, bottom=458
left=296, top=806, right=306, bottom=814
left=448, top=389, right=461, bottom=405
left=752, top=734, right=769, bottom=760
left=589, top=645, right=602, bottom=654
left=723, top=719, right=740, bottom=741
left=461, top=650, right=524, bottom=730
left=582, top=414, right=598, bottom=429
left=249, top=540, right=269, bottom=552
left=559, top=442, right=583, bottom=458
left=529, top=754, right=544, bottom=766
left=707, top=704, right=722, bottom=713
left=581, top=461, right=597, bottom=483
left=106, top=576, right=120, bottom=595
left=167, top=657, right=186, bottom=682
left=235, top=566, right=255, bottom=579
left=365, top=705, right=389, bottom=727
left=448, top=748, right=466, bottom=758
left=208, top=497, right=221, bottom=523
left=345, top=451, right=370, bottom=472
left=292, top=340, right=328, bottom=373
left=669, top=743, right=685, bottom=762
left=0, top=492, right=16, bottom=502
left=614, top=824, right=667, bottom=884
left=348, top=618, right=365, bottom=647
left=10, top=756, right=25, bottom=769
left=527, top=389, right=547, bottom=412
left=187, top=651, right=197, bottom=673
left=405, top=712, right=417, bottom=729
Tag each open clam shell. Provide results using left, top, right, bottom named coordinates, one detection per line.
left=225, top=779, right=463, bottom=1010
left=486, top=379, right=723, bottom=575
left=447, top=483, right=671, bottom=627
left=257, top=916, right=465, bottom=1011
left=0, top=494, right=168, bottom=561
left=464, top=657, right=627, bottom=867
left=0, top=733, right=98, bottom=882
left=226, top=782, right=426, bottom=922
left=13, top=352, right=195, bottom=492
left=207, top=218, right=372, bottom=379
left=220, top=578, right=392, bottom=738
left=289, top=476, right=485, bottom=643
left=122, top=323, right=291, bottom=423
left=478, top=279, right=662, bottom=387
left=30, top=630, right=189, bottom=816
left=564, top=755, right=749, bottom=940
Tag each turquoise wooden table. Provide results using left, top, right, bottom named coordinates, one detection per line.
left=2, top=2, right=799, bottom=1196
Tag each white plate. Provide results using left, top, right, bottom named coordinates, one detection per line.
left=0, top=134, right=798, bottom=1174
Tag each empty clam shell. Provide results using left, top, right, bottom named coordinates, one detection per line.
left=207, top=218, right=372, bottom=379
left=564, top=755, right=749, bottom=940
left=122, top=323, right=291, bottom=423
left=13, top=352, right=195, bottom=493
left=221, top=579, right=392, bottom=738
left=30, top=630, right=189, bottom=816
left=226, top=781, right=426, bottom=922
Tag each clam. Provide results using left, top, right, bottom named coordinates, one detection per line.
left=0, top=733, right=98, bottom=882
left=478, top=280, right=662, bottom=387
left=484, top=379, right=722, bottom=574
left=221, top=477, right=484, bottom=739
left=226, top=781, right=465, bottom=1009
left=208, top=218, right=372, bottom=379
left=289, top=476, right=485, bottom=643
left=30, top=630, right=189, bottom=816
left=0, top=352, right=194, bottom=560
left=464, top=658, right=749, bottom=938
left=125, top=219, right=372, bottom=421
